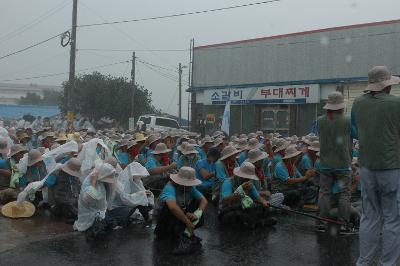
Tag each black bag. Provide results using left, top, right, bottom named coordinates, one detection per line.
left=85, top=217, right=107, bottom=241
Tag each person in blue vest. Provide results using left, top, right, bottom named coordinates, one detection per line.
left=195, top=148, right=220, bottom=197
left=154, top=167, right=207, bottom=255
left=218, top=162, right=275, bottom=228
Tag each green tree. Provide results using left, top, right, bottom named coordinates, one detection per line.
left=18, top=92, right=42, bottom=105
left=60, top=72, right=159, bottom=127
left=42, top=90, right=62, bottom=105
left=18, top=90, right=62, bottom=106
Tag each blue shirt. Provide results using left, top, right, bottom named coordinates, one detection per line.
left=0, top=159, right=9, bottom=170
left=176, top=155, right=198, bottom=169
left=238, top=151, right=248, bottom=165
left=196, top=147, right=206, bottom=160
left=44, top=173, right=77, bottom=188
left=272, top=154, right=283, bottom=166
left=195, top=159, right=216, bottom=188
left=298, top=153, right=313, bottom=173
left=220, top=178, right=260, bottom=200
left=160, top=182, right=203, bottom=202
left=145, top=155, right=160, bottom=171
left=274, top=161, right=302, bottom=182
left=215, top=160, right=238, bottom=182
left=116, top=151, right=129, bottom=165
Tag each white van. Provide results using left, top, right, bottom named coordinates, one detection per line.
left=137, top=115, right=185, bottom=133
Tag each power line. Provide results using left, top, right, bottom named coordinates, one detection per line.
left=77, top=48, right=189, bottom=53
left=0, top=31, right=68, bottom=61
left=138, top=61, right=179, bottom=83
left=0, top=0, right=71, bottom=44
left=0, top=50, right=68, bottom=79
left=77, top=0, right=281, bottom=28
left=136, top=58, right=178, bottom=73
left=79, top=0, right=176, bottom=68
left=0, top=59, right=131, bottom=82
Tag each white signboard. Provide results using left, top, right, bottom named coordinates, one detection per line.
left=204, top=84, right=320, bottom=105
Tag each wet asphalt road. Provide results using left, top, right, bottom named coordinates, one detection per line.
left=0, top=205, right=361, bottom=266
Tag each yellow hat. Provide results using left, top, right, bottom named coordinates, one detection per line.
left=1, top=201, right=35, bottom=218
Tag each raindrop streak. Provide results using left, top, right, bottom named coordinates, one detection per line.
left=345, top=55, right=353, bottom=63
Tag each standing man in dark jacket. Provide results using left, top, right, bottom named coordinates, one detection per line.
left=352, top=66, right=400, bottom=266
left=317, top=91, right=354, bottom=231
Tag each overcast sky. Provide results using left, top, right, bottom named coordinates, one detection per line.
left=1, top=0, right=399, bottom=119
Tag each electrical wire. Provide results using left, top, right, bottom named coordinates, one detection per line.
left=165, top=85, right=180, bottom=114
left=136, top=58, right=178, bottom=73
left=77, top=48, right=189, bottom=53
left=139, top=62, right=179, bottom=83
left=0, top=0, right=71, bottom=44
left=0, top=50, right=68, bottom=79
left=0, top=59, right=131, bottom=82
left=0, top=31, right=68, bottom=61
left=77, top=0, right=281, bottom=28
left=79, top=0, right=176, bottom=68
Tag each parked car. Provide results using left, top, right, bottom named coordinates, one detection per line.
left=137, top=115, right=187, bottom=133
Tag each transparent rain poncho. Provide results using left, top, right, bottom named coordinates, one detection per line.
left=111, top=162, right=154, bottom=210
left=15, top=141, right=78, bottom=203
left=73, top=161, right=116, bottom=232
left=77, top=138, right=111, bottom=181
left=0, top=127, right=14, bottom=154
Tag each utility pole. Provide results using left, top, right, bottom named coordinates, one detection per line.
left=67, top=0, right=78, bottom=131
left=131, top=52, right=136, bottom=118
left=178, top=63, right=182, bottom=126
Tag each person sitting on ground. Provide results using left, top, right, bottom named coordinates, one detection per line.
left=245, top=148, right=272, bottom=198
left=7, top=144, right=28, bottom=190
left=195, top=148, right=220, bottom=197
left=214, top=145, right=240, bottom=201
left=238, top=138, right=263, bottom=165
left=73, top=161, right=117, bottom=240
left=44, top=158, right=82, bottom=224
left=0, top=140, right=19, bottom=204
left=154, top=167, right=207, bottom=255
left=198, top=136, right=213, bottom=160
left=211, top=138, right=225, bottom=153
left=218, top=162, right=275, bottom=228
left=236, top=138, right=249, bottom=165
left=176, top=144, right=200, bottom=169
left=134, top=133, right=147, bottom=165
left=145, top=134, right=161, bottom=157
left=297, top=141, right=320, bottom=204
left=20, top=149, right=48, bottom=205
left=144, top=143, right=176, bottom=193
left=115, top=140, right=130, bottom=169
left=106, top=162, right=154, bottom=227
left=272, top=145, right=315, bottom=208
